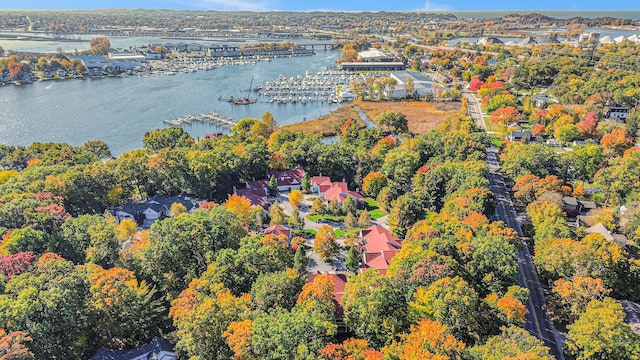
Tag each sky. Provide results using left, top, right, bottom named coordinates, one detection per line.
left=2, top=1, right=637, bottom=12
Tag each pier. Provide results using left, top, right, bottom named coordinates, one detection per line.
left=163, top=112, right=237, bottom=127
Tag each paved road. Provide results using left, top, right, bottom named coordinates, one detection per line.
left=464, top=93, right=486, bottom=130
left=487, top=149, right=565, bottom=360
left=464, top=93, right=563, bottom=358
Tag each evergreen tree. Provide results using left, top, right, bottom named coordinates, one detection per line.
left=328, top=200, right=342, bottom=216
left=268, top=175, right=278, bottom=196
left=310, top=197, right=327, bottom=216
left=344, top=212, right=357, bottom=229
left=358, top=210, right=372, bottom=228
left=269, top=201, right=286, bottom=226
left=342, top=197, right=357, bottom=216
left=288, top=208, right=305, bottom=230
left=294, top=246, right=309, bottom=273
left=345, top=246, right=361, bottom=272
left=302, top=172, right=311, bottom=192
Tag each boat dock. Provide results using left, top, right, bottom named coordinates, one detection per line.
left=163, top=112, right=237, bottom=127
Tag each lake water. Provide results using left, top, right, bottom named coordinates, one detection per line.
left=0, top=50, right=344, bottom=155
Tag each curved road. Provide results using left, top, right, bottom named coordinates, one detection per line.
left=466, top=93, right=564, bottom=359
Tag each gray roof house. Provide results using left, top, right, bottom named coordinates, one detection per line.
left=91, top=337, right=175, bottom=360
left=115, top=193, right=198, bottom=227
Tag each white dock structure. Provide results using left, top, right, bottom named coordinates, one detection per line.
left=163, top=112, right=237, bottom=127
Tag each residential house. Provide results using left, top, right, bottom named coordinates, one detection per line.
left=323, top=182, right=365, bottom=205
left=607, top=106, right=630, bottom=122
left=234, top=168, right=306, bottom=208
left=311, top=176, right=333, bottom=196
left=91, top=337, right=175, bottom=360
left=115, top=193, right=197, bottom=226
left=585, top=223, right=631, bottom=249
left=507, top=131, right=531, bottom=142
left=263, top=224, right=292, bottom=241
left=307, top=271, right=348, bottom=330
left=354, top=225, right=403, bottom=275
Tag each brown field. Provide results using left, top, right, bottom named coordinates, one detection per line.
left=280, top=105, right=365, bottom=136
left=353, top=100, right=463, bottom=134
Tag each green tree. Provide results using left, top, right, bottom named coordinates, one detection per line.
left=342, top=269, right=406, bottom=348
left=345, top=246, right=361, bottom=272
left=374, top=111, right=409, bottom=133
left=409, top=276, right=483, bottom=344
left=288, top=208, right=305, bottom=230
left=139, top=208, right=246, bottom=300
left=565, top=298, right=640, bottom=360
left=473, top=326, right=554, bottom=360
left=388, top=193, right=425, bottom=238
left=342, top=197, right=357, bottom=217
left=294, top=246, right=309, bottom=273
left=0, top=254, right=90, bottom=359
left=251, top=268, right=305, bottom=311
left=301, top=172, right=311, bottom=192
left=142, top=127, right=195, bottom=152
left=267, top=175, right=279, bottom=197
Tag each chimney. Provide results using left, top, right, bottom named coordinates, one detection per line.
left=233, top=186, right=237, bottom=194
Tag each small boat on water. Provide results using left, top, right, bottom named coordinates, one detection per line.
left=228, top=76, right=257, bottom=105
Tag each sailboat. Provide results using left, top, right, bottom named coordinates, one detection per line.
left=230, top=76, right=257, bottom=105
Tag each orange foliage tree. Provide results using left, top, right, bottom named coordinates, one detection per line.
left=384, top=320, right=466, bottom=360
left=224, top=194, right=254, bottom=228
left=313, top=225, right=338, bottom=262
left=601, top=128, right=633, bottom=157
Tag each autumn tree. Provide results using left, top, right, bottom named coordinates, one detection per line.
left=601, top=128, right=633, bottom=157
left=289, top=189, right=303, bottom=209
left=489, top=106, right=520, bottom=127
left=170, top=280, right=252, bottom=360
left=288, top=208, right=305, bottom=230
left=225, top=194, right=254, bottom=228
left=87, top=266, right=164, bottom=348
left=565, top=298, right=640, bottom=360
left=294, top=246, right=309, bottom=273
left=383, top=320, right=467, bottom=360
left=310, top=197, right=328, bottom=216
left=550, top=276, right=610, bottom=323
left=314, top=225, right=338, bottom=262
left=0, top=329, right=34, bottom=360
left=473, top=326, right=554, bottom=360
left=358, top=210, right=372, bottom=228
left=269, top=201, right=286, bottom=226
left=362, top=172, right=387, bottom=198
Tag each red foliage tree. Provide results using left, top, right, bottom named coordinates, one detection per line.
left=0, top=252, right=35, bottom=279
left=468, top=76, right=485, bottom=91
left=531, top=123, right=546, bottom=136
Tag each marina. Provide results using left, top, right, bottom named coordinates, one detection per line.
left=162, top=112, right=236, bottom=127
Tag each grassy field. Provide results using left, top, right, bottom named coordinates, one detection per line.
left=280, top=105, right=365, bottom=136
left=353, top=100, right=463, bottom=134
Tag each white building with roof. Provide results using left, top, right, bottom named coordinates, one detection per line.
left=357, top=48, right=393, bottom=62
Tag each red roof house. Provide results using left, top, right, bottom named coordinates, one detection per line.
left=323, top=182, right=364, bottom=204
left=263, top=224, right=292, bottom=240
left=360, top=224, right=402, bottom=253
left=307, top=271, right=348, bottom=322
left=360, top=250, right=398, bottom=275
left=311, top=176, right=333, bottom=195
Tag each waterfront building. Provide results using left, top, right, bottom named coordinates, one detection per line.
left=357, top=48, right=394, bottom=62
left=339, top=62, right=405, bottom=72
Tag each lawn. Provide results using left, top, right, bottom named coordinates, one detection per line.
left=364, top=198, right=387, bottom=219
left=353, top=100, right=463, bottom=134
left=280, top=105, right=365, bottom=136
left=306, top=214, right=345, bottom=222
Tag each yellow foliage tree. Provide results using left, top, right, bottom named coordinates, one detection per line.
left=225, top=194, right=254, bottom=228
left=289, top=189, right=303, bottom=209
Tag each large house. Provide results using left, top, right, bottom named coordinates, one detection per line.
left=115, top=193, right=198, bottom=225
left=235, top=168, right=305, bottom=208
left=91, top=337, right=175, bottom=360
left=358, top=224, right=402, bottom=274
left=310, top=177, right=364, bottom=205
left=263, top=224, right=292, bottom=241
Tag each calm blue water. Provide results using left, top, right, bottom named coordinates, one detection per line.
left=0, top=51, right=343, bottom=155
